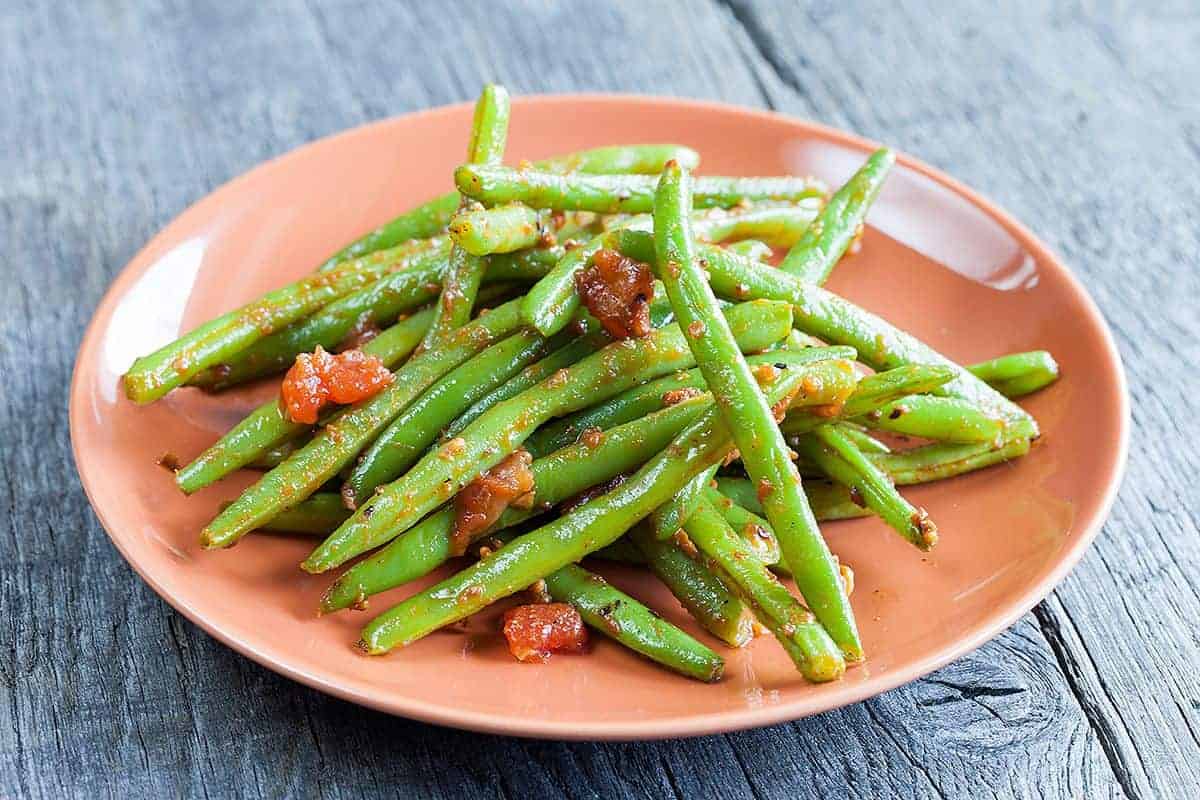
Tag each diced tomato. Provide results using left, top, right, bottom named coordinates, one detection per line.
left=502, top=603, right=588, bottom=663
left=280, top=346, right=392, bottom=424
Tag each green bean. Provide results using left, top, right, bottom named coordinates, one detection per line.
left=189, top=252, right=541, bottom=389
left=653, top=161, right=861, bottom=661
left=697, top=246, right=1040, bottom=440
left=420, top=85, right=511, bottom=348
left=523, top=204, right=820, bottom=336
left=723, top=239, right=774, bottom=262
left=356, top=368, right=840, bottom=673
left=684, top=497, right=842, bottom=680
left=443, top=333, right=608, bottom=438
left=448, top=203, right=547, bottom=256
left=456, top=164, right=827, bottom=215
left=542, top=563, right=724, bottom=681
left=543, top=144, right=701, bottom=175
left=779, top=148, right=894, bottom=282
left=713, top=479, right=871, bottom=523
left=779, top=364, right=956, bottom=436
left=320, top=392, right=718, bottom=613
left=874, top=437, right=1032, bottom=485
left=590, top=537, right=646, bottom=565
left=833, top=422, right=891, bottom=454
left=628, top=523, right=754, bottom=647
left=248, top=440, right=300, bottom=470
left=302, top=299, right=794, bottom=572
left=649, top=465, right=716, bottom=540
left=342, top=327, right=571, bottom=506
left=199, top=298, right=528, bottom=548
left=702, top=488, right=781, bottom=565
left=968, top=350, right=1060, bottom=398
left=176, top=306, right=436, bottom=494
left=525, top=347, right=858, bottom=458
left=124, top=239, right=449, bottom=404
left=260, top=494, right=351, bottom=535
left=316, top=196, right=460, bottom=273
left=797, top=426, right=937, bottom=549
left=858, top=395, right=1006, bottom=443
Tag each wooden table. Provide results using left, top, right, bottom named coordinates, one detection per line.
left=3, top=2, right=1197, bottom=797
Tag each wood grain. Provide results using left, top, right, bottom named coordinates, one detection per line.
left=1, top=0, right=1196, bottom=797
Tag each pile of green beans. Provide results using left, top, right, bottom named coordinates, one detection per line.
left=127, top=84, right=1059, bottom=684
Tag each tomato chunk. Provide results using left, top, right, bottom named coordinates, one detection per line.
left=280, top=346, right=392, bottom=424
left=451, top=450, right=535, bottom=555
left=502, top=603, right=588, bottom=663
left=575, top=249, right=653, bottom=339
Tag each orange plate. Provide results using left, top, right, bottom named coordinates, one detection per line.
left=70, top=96, right=1128, bottom=740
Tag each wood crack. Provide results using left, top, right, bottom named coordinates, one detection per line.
left=1032, top=603, right=1144, bottom=800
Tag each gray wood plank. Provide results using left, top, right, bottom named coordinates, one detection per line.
left=1, top=0, right=1193, bottom=797
left=714, top=2, right=1200, bottom=798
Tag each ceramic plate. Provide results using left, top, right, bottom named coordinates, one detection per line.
left=70, top=96, right=1128, bottom=740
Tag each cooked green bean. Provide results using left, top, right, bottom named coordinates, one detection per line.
left=703, top=489, right=781, bottom=565
left=779, top=364, right=955, bottom=436
left=629, top=523, right=754, bottom=647
left=833, top=422, right=891, bottom=454
left=542, top=563, right=724, bottom=681
left=525, top=347, right=858, bottom=458
left=176, top=306, right=436, bottom=494
left=653, top=161, right=861, bottom=661
left=188, top=252, right=545, bottom=390
left=443, top=333, right=608, bottom=438
left=455, top=163, right=828, bottom=215
left=968, top=350, right=1060, bottom=398
left=779, top=148, right=894, bottom=282
left=355, top=369, right=846, bottom=678
left=421, top=85, right=511, bottom=347
left=449, top=203, right=547, bottom=256
left=857, top=395, right=1005, bottom=443
left=199, top=298, right=529, bottom=548
left=649, top=464, right=716, bottom=540
left=125, top=239, right=449, bottom=404
left=873, top=437, right=1032, bottom=485
left=695, top=245, right=1040, bottom=440
left=320, top=392, right=718, bottom=613
left=302, top=300, right=794, bottom=573
left=313, top=144, right=699, bottom=274
left=797, top=426, right=937, bottom=550
left=723, top=239, right=773, bottom=262
left=260, top=494, right=351, bottom=535
left=523, top=204, right=820, bottom=336
left=685, top=497, right=842, bottom=679
left=342, top=327, right=571, bottom=506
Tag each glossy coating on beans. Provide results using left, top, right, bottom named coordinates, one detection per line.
left=302, top=300, right=793, bottom=573
left=199, top=299, right=528, bottom=548
left=653, top=161, right=862, bottom=661
left=357, top=368, right=807, bottom=653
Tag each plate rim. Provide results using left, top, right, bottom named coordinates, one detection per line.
left=69, top=93, right=1130, bottom=740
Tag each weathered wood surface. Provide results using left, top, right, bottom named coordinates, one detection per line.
left=2, top=1, right=1197, bottom=797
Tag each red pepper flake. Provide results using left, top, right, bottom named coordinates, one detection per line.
left=839, top=563, right=856, bottom=595
left=579, top=426, right=605, bottom=449
left=661, top=387, right=703, bottom=407
left=451, top=450, right=535, bottom=555
left=502, top=602, right=588, bottom=663
left=672, top=530, right=699, bottom=558
left=911, top=509, right=939, bottom=549
left=751, top=363, right=780, bottom=386
left=156, top=452, right=180, bottom=472
left=848, top=485, right=867, bottom=508
left=575, top=249, right=654, bottom=339
left=281, top=346, right=393, bottom=424
left=756, top=478, right=774, bottom=502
